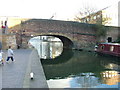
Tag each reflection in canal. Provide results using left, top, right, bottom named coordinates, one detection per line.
left=41, top=50, right=120, bottom=88
left=29, top=36, right=120, bottom=88
left=29, top=36, right=63, bottom=59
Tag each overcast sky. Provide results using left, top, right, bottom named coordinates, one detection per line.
left=0, top=0, right=119, bottom=20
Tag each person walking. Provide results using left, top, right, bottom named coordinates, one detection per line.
left=6, top=46, right=15, bottom=62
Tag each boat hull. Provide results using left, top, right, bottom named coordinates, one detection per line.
left=96, top=43, right=120, bottom=57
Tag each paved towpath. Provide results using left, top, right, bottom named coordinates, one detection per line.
left=0, top=49, right=48, bottom=89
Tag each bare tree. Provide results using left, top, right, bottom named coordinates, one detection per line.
left=74, top=5, right=97, bottom=23
left=74, top=5, right=111, bottom=25
left=102, top=16, right=112, bottom=25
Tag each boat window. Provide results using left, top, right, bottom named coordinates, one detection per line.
left=110, top=46, right=114, bottom=51
left=101, top=45, right=104, bottom=50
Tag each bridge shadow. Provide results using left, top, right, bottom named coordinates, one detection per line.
left=41, top=48, right=74, bottom=65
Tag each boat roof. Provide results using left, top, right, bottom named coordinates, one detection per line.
left=100, top=43, right=120, bottom=45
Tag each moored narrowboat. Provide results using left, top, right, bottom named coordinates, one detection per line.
left=96, top=43, right=120, bottom=57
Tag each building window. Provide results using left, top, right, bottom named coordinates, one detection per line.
left=101, top=45, right=104, bottom=50
left=84, top=19, right=86, bottom=23
left=94, top=16, right=97, bottom=19
left=87, top=18, right=89, bottom=21
left=107, top=37, right=112, bottom=43
left=97, top=15, right=101, bottom=18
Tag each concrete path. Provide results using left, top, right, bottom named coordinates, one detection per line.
left=0, top=49, right=48, bottom=89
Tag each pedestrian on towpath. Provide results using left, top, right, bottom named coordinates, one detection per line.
left=6, top=46, right=15, bottom=62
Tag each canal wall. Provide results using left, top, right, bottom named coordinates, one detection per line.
left=23, top=49, right=48, bottom=88
left=2, top=34, right=17, bottom=49
left=98, top=26, right=120, bottom=43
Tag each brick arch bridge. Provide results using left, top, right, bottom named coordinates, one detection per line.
left=9, top=19, right=97, bottom=50
left=10, top=19, right=98, bottom=49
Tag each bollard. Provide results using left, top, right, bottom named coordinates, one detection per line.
left=30, top=72, right=34, bottom=80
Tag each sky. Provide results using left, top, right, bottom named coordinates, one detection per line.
left=0, top=0, right=120, bottom=20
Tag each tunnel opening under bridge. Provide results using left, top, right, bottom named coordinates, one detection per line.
left=29, top=35, right=74, bottom=59
left=29, top=35, right=74, bottom=49
left=46, top=35, right=74, bottom=49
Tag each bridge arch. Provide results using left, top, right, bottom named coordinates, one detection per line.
left=43, top=35, right=73, bottom=49
left=27, top=33, right=74, bottom=49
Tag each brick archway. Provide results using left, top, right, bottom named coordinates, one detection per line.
left=10, top=19, right=97, bottom=50
left=26, top=34, right=74, bottom=49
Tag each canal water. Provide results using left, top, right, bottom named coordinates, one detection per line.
left=29, top=36, right=120, bottom=89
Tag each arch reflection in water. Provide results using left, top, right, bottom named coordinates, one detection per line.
left=42, top=50, right=120, bottom=88
left=29, top=36, right=63, bottom=59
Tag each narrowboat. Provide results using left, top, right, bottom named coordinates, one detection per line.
left=96, top=43, right=120, bottom=57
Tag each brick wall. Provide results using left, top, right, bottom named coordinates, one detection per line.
left=2, top=34, right=17, bottom=49
left=7, top=18, right=120, bottom=50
